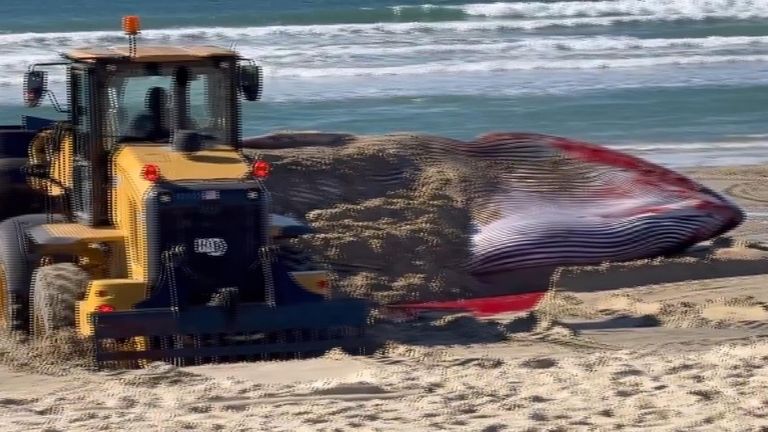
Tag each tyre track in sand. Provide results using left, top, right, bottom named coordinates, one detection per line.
left=724, top=181, right=768, bottom=204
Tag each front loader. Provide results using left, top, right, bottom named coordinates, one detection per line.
left=0, top=16, right=371, bottom=368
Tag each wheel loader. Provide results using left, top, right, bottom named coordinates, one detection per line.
left=0, top=16, right=370, bottom=368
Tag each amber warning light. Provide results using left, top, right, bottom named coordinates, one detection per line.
left=122, top=15, right=141, bottom=35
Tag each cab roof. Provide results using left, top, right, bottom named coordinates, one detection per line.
left=64, top=45, right=239, bottom=62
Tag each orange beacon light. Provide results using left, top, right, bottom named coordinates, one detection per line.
left=122, top=15, right=141, bottom=35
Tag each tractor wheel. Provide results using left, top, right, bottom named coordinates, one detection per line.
left=30, top=263, right=89, bottom=338
left=0, top=214, right=65, bottom=332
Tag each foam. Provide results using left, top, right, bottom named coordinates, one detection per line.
left=260, top=54, right=768, bottom=78
left=0, top=53, right=763, bottom=88
left=455, top=0, right=768, bottom=19
left=625, top=141, right=768, bottom=152
left=0, top=19, right=765, bottom=86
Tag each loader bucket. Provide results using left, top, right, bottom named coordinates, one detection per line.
left=90, top=298, right=372, bottom=369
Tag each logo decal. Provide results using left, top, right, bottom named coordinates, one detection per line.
left=194, top=238, right=228, bottom=257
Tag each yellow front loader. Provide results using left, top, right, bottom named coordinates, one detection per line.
left=0, top=16, right=370, bottom=368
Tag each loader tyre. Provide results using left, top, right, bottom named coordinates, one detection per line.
left=0, top=214, right=65, bottom=331
left=30, top=263, right=89, bottom=338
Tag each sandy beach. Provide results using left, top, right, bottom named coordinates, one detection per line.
left=0, top=161, right=767, bottom=431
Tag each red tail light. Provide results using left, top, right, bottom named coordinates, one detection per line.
left=96, top=304, right=116, bottom=313
left=252, top=160, right=271, bottom=179
left=142, top=164, right=161, bottom=182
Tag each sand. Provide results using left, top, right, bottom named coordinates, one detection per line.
left=1, top=139, right=768, bottom=430
left=251, top=133, right=484, bottom=303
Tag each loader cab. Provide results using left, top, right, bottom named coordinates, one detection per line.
left=100, top=57, right=239, bottom=147
left=24, top=45, right=263, bottom=227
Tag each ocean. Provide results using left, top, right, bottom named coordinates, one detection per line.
left=1, top=0, right=767, bottom=168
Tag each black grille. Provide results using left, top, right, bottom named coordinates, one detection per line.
left=146, top=185, right=268, bottom=306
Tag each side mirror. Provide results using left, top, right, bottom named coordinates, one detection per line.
left=23, top=70, right=47, bottom=108
left=239, top=64, right=262, bottom=101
